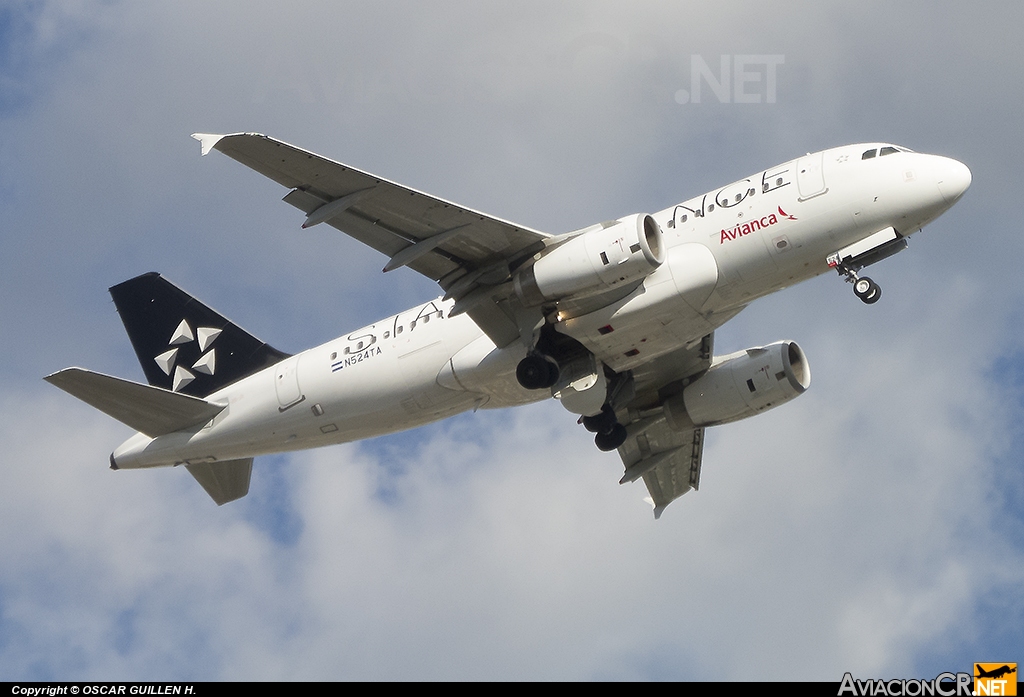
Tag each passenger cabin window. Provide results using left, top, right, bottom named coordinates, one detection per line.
left=879, top=146, right=899, bottom=156
left=862, top=149, right=878, bottom=159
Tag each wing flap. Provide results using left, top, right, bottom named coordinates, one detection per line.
left=616, top=410, right=704, bottom=519
left=639, top=427, right=704, bottom=519
left=613, top=334, right=713, bottom=518
left=45, top=368, right=225, bottom=438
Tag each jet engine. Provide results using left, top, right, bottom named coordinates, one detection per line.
left=514, top=213, right=665, bottom=306
left=663, top=341, right=811, bottom=429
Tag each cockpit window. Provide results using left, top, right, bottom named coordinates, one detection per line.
left=880, top=146, right=899, bottom=156
left=862, top=149, right=877, bottom=160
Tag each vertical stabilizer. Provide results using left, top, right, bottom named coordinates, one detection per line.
left=109, top=273, right=289, bottom=398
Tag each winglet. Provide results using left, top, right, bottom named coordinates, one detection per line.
left=191, top=133, right=225, bottom=156
left=644, top=496, right=666, bottom=520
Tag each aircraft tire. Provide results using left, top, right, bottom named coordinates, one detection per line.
left=863, top=282, right=882, bottom=304
left=516, top=354, right=559, bottom=390
left=583, top=406, right=617, bottom=433
left=854, top=277, right=873, bottom=300
left=595, top=423, right=628, bottom=452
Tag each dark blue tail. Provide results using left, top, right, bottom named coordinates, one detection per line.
left=109, top=273, right=289, bottom=397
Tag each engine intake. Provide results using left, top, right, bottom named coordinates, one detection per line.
left=515, top=213, right=664, bottom=305
left=664, top=340, right=811, bottom=429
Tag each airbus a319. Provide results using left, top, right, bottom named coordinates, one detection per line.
left=46, top=134, right=971, bottom=517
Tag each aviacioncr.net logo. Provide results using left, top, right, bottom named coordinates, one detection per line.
left=838, top=672, right=973, bottom=697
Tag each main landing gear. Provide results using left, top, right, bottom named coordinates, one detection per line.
left=515, top=345, right=629, bottom=452
left=582, top=405, right=628, bottom=452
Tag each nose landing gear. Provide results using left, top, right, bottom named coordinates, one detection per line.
left=829, top=252, right=883, bottom=305
left=826, top=228, right=909, bottom=305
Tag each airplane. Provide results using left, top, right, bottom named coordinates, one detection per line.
left=45, top=134, right=971, bottom=517
left=975, top=665, right=1017, bottom=680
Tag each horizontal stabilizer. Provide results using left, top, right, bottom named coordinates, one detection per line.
left=44, top=368, right=225, bottom=437
left=186, top=458, right=252, bottom=505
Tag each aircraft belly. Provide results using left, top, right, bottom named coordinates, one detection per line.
left=122, top=324, right=482, bottom=465
left=178, top=384, right=479, bottom=463
left=438, top=335, right=543, bottom=409
left=556, top=271, right=718, bottom=373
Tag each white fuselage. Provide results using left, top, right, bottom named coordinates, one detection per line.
left=112, top=144, right=970, bottom=470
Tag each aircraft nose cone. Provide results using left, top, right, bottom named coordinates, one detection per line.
left=937, top=157, right=972, bottom=204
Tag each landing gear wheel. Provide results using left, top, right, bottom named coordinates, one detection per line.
left=853, top=277, right=873, bottom=300
left=853, top=277, right=881, bottom=304
left=595, top=423, right=628, bottom=452
left=516, top=354, right=560, bottom=390
left=582, top=406, right=617, bottom=434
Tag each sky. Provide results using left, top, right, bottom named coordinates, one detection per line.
left=1, top=0, right=1022, bottom=681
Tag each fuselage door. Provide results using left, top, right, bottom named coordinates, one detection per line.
left=275, top=355, right=304, bottom=410
left=796, top=152, right=827, bottom=201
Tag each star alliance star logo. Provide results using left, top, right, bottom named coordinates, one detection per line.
left=153, top=319, right=222, bottom=391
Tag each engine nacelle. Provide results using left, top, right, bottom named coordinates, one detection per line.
left=664, top=341, right=811, bottom=429
left=514, top=213, right=664, bottom=305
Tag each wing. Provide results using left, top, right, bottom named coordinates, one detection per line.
left=613, top=333, right=714, bottom=518
left=193, top=132, right=553, bottom=347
